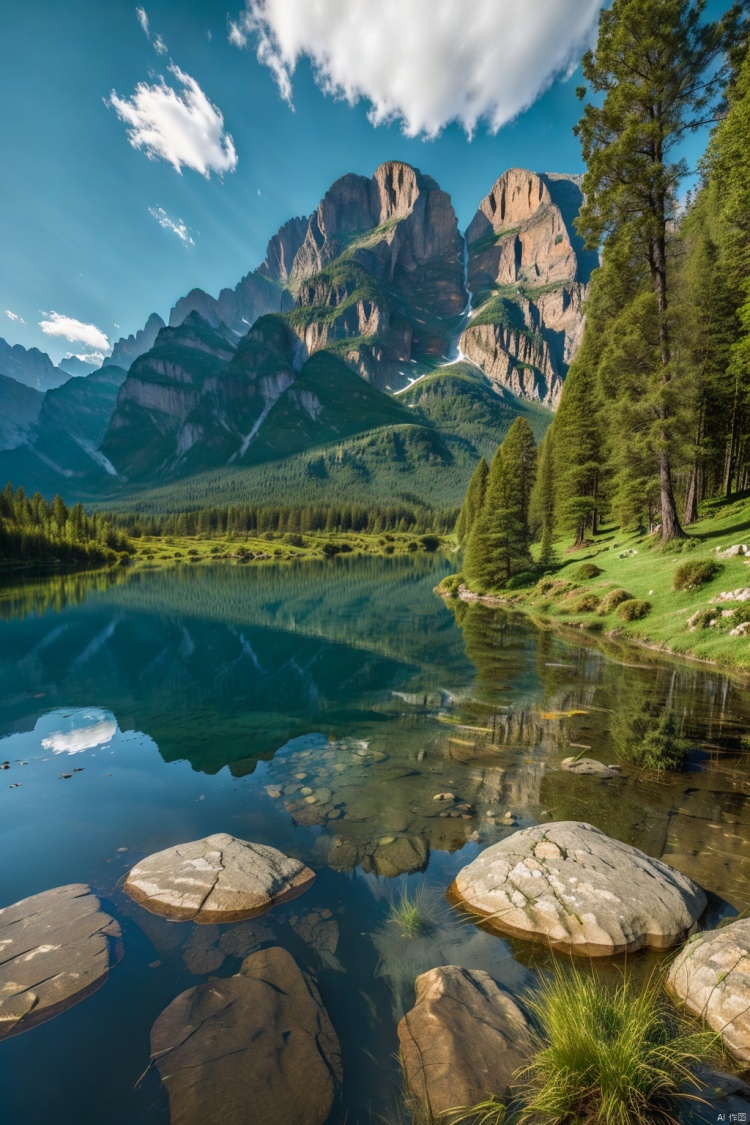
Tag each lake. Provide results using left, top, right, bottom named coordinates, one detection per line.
left=1, top=556, right=749, bottom=1124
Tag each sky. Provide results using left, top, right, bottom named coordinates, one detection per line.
left=0, top=0, right=733, bottom=365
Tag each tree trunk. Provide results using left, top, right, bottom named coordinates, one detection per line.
left=650, top=227, right=686, bottom=541
left=659, top=447, right=684, bottom=540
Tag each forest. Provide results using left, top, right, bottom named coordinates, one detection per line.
left=0, top=483, right=132, bottom=566
left=458, top=0, right=750, bottom=593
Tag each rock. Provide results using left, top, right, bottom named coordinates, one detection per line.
left=450, top=822, right=706, bottom=956
left=561, top=756, right=618, bottom=777
left=372, top=835, right=429, bottom=877
left=124, top=833, right=314, bottom=923
left=150, top=946, right=342, bottom=1125
left=714, top=544, right=749, bottom=559
left=462, top=170, right=596, bottom=407
left=217, top=919, right=275, bottom=959
left=667, top=918, right=750, bottom=1063
left=398, top=966, right=530, bottom=1117
left=0, top=884, right=122, bottom=1040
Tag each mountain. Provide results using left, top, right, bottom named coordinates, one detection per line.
left=0, top=338, right=67, bottom=391
left=460, top=170, right=597, bottom=407
left=0, top=373, right=43, bottom=451
left=104, top=312, right=166, bottom=371
left=167, top=218, right=303, bottom=332
left=5, top=162, right=596, bottom=508
left=59, top=355, right=98, bottom=377
left=0, top=364, right=128, bottom=492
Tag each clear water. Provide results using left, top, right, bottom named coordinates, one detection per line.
left=1, top=557, right=749, bottom=1123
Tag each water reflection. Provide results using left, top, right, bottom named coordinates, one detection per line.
left=1, top=560, right=750, bottom=1124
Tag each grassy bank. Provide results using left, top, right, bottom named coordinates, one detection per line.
left=441, top=495, right=750, bottom=673
left=130, top=529, right=449, bottom=568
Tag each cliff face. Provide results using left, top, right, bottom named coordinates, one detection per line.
left=460, top=169, right=595, bottom=407
left=101, top=314, right=237, bottom=478
left=284, top=161, right=465, bottom=390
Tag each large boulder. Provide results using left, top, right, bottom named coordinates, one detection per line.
left=0, top=884, right=122, bottom=1040
left=398, top=966, right=530, bottom=1118
left=151, top=946, right=342, bottom=1125
left=667, top=918, right=750, bottom=1063
left=124, top=833, right=314, bottom=923
left=450, top=822, right=706, bottom=956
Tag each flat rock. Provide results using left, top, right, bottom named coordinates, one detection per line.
left=667, top=918, right=750, bottom=1063
left=151, top=946, right=342, bottom=1125
left=561, top=756, right=618, bottom=777
left=124, top=833, right=314, bottom=923
left=450, top=821, right=706, bottom=956
left=0, top=883, right=121, bottom=1040
left=398, top=966, right=529, bottom=1117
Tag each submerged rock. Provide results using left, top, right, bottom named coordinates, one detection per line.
left=560, top=756, right=619, bottom=777
left=667, top=918, right=750, bottom=1063
left=398, top=966, right=530, bottom=1117
left=0, top=883, right=121, bottom=1040
left=450, top=821, right=706, bottom=956
left=151, top=946, right=342, bottom=1125
left=124, top=833, right=314, bottom=923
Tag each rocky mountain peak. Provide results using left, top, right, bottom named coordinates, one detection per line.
left=459, top=168, right=595, bottom=409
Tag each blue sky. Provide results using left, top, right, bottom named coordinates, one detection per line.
left=0, top=0, right=731, bottom=364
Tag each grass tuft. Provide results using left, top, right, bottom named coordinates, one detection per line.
left=673, top=559, right=722, bottom=591
left=448, top=965, right=717, bottom=1125
left=387, top=887, right=436, bottom=939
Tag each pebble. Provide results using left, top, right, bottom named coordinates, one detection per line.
left=433, top=792, right=455, bottom=802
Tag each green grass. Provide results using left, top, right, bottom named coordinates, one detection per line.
left=449, top=966, right=717, bottom=1125
left=387, top=887, right=436, bottom=939
left=452, top=494, right=750, bottom=673
left=128, top=529, right=449, bottom=569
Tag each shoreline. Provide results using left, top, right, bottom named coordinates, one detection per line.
left=439, top=583, right=750, bottom=681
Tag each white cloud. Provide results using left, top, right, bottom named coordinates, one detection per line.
left=65, top=350, right=107, bottom=366
left=229, top=0, right=603, bottom=137
left=149, top=205, right=195, bottom=246
left=136, top=6, right=168, bottom=54
left=107, top=65, right=238, bottom=177
left=5, top=309, right=24, bottom=324
left=39, top=312, right=110, bottom=352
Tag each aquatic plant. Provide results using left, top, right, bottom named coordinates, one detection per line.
left=517, top=966, right=716, bottom=1125
left=449, top=966, right=716, bottom=1125
left=613, top=702, right=690, bottom=772
left=388, top=887, right=436, bottom=939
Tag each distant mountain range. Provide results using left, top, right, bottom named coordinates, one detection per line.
left=0, top=162, right=596, bottom=509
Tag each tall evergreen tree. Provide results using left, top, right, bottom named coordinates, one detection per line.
left=575, top=0, right=740, bottom=540
left=530, top=428, right=557, bottom=567
left=707, top=39, right=750, bottom=497
left=455, top=457, right=489, bottom=543
left=464, top=419, right=537, bottom=591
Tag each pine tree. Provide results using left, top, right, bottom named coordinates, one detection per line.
left=530, top=428, right=556, bottom=567
left=575, top=0, right=739, bottom=540
left=455, top=457, right=488, bottom=543
left=463, top=419, right=537, bottom=591
left=707, top=39, right=750, bottom=497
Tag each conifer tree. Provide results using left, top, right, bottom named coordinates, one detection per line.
left=575, top=0, right=740, bottom=540
left=455, top=457, right=488, bottom=543
left=463, top=419, right=537, bottom=591
left=530, top=428, right=557, bottom=567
